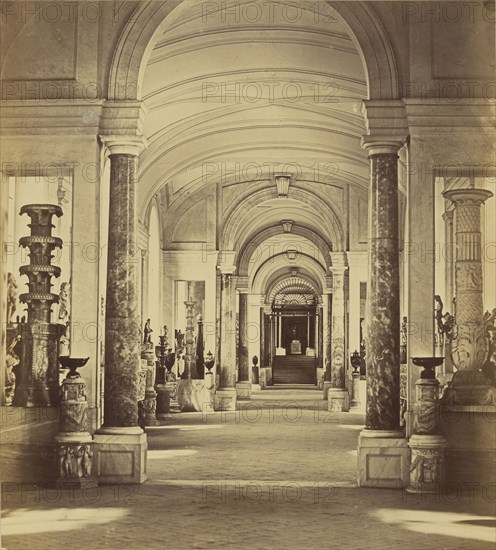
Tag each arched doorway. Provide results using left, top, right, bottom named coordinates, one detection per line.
left=265, top=276, right=321, bottom=385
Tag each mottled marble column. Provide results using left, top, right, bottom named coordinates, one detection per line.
left=236, top=291, right=251, bottom=399
left=330, top=266, right=347, bottom=389
left=365, top=148, right=401, bottom=431
left=103, top=153, right=141, bottom=428
left=328, top=263, right=349, bottom=411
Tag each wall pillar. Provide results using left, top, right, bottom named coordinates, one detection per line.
left=215, top=255, right=237, bottom=411
left=94, top=136, right=147, bottom=484
left=328, top=253, right=349, bottom=411
left=357, top=134, right=409, bottom=488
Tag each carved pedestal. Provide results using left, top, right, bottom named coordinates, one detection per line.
left=328, top=388, right=350, bottom=412
left=13, top=322, right=61, bottom=407
left=406, top=374, right=447, bottom=493
left=56, top=370, right=97, bottom=488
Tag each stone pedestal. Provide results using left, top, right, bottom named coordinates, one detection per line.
left=322, top=380, right=332, bottom=400
left=94, top=427, right=147, bottom=484
left=177, top=379, right=213, bottom=412
left=328, top=388, right=350, bottom=412
left=214, top=387, right=237, bottom=411
left=358, top=430, right=410, bottom=488
left=236, top=381, right=252, bottom=400
left=406, top=434, right=447, bottom=493
left=290, top=340, right=302, bottom=354
left=350, top=372, right=361, bottom=409
left=155, top=384, right=170, bottom=419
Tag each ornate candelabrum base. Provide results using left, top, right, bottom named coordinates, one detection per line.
left=406, top=434, right=448, bottom=493
left=13, top=322, right=61, bottom=407
left=56, top=358, right=97, bottom=488
left=407, top=358, right=447, bottom=494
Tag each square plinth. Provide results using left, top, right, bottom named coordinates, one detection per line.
left=358, top=431, right=410, bottom=488
left=94, top=428, right=147, bottom=484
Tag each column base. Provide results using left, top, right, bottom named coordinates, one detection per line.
left=94, top=427, right=147, bottom=484
left=236, top=381, right=252, bottom=400
left=357, top=429, right=410, bottom=488
left=328, top=388, right=350, bottom=412
left=214, top=388, right=237, bottom=411
left=322, top=381, right=332, bottom=400
left=406, top=434, right=447, bottom=494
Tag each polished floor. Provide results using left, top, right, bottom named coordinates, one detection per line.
left=1, top=387, right=495, bottom=550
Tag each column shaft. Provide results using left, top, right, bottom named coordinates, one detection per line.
left=103, top=154, right=140, bottom=428
left=238, top=293, right=249, bottom=382
left=219, top=274, right=236, bottom=388
left=330, top=269, right=347, bottom=389
left=366, top=151, right=400, bottom=431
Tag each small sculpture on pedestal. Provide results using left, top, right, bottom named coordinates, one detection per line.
left=143, top=319, right=153, bottom=345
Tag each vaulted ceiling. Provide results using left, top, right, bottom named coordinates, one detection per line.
left=138, top=0, right=369, bottom=222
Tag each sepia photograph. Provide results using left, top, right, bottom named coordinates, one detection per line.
left=0, top=0, right=495, bottom=548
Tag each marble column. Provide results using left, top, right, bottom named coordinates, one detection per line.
left=441, top=187, right=494, bottom=404
left=94, top=137, right=147, bottom=484
left=236, top=291, right=251, bottom=399
left=328, top=256, right=349, bottom=412
left=441, top=210, right=454, bottom=375
left=323, top=293, right=332, bottom=397
left=215, top=270, right=237, bottom=410
left=357, top=142, right=409, bottom=488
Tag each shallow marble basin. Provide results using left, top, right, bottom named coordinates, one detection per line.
left=411, top=357, right=444, bottom=368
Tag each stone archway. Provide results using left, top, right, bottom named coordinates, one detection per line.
left=108, top=1, right=399, bottom=102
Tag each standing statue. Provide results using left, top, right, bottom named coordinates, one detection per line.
left=5, top=335, right=21, bottom=404
left=58, top=281, right=71, bottom=323
left=291, top=325, right=299, bottom=340
left=7, top=272, right=18, bottom=323
left=143, top=319, right=153, bottom=344
left=434, top=295, right=455, bottom=349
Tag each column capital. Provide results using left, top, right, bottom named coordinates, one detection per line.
left=346, top=251, right=368, bottom=268
left=217, top=250, right=236, bottom=274
left=100, top=135, right=148, bottom=156
left=361, top=100, right=408, bottom=155
left=236, top=276, right=250, bottom=293
left=329, top=251, right=348, bottom=272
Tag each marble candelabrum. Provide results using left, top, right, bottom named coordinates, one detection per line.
left=55, top=357, right=97, bottom=488
left=441, top=187, right=495, bottom=405
left=406, top=358, right=447, bottom=494
left=140, top=343, right=158, bottom=426
left=155, top=328, right=177, bottom=418
left=14, top=204, right=63, bottom=407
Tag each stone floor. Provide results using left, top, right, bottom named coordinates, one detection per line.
left=1, top=387, right=495, bottom=549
